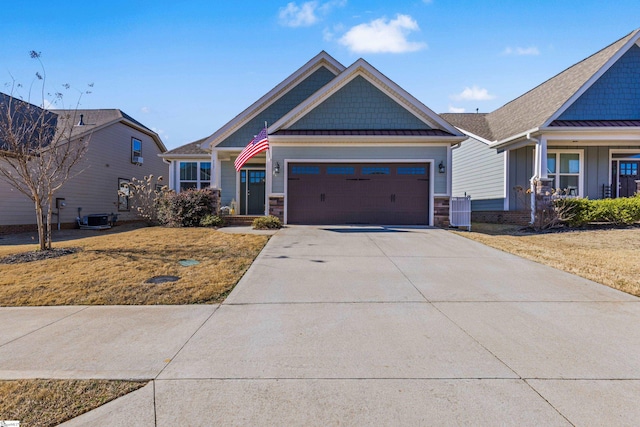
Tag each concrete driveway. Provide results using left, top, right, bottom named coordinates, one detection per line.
left=2, top=226, right=639, bottom=425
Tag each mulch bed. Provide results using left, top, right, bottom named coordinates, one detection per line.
left=0, top=248, right=81, bottom=264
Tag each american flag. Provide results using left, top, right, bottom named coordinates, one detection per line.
left=234, top=126, right=269, bottom=171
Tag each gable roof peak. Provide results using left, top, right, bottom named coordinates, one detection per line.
left=483, top=27, right=640, bottom=145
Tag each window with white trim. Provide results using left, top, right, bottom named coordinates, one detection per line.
left=179, top=161, right=211, bottom=191
left=547, top=151, right=582, bottom=196
left=131, top=138, right=142, bottom=163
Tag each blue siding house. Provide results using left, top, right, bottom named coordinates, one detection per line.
left=445, top=28, right=640, bottom=224
left=162, top=52, right=465, bottom=226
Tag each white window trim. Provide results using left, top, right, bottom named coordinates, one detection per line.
left=178, top=161, right=212, bottom=192
left=547, top=149, right=584, bottom=197
left=609, top=149, right=640, bottom=198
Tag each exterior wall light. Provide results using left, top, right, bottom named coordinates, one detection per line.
left=274, top=162, right=281, bottom=175
left=438, top=161, right=445, bottom=174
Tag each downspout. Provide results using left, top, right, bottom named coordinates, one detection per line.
left=525, top=133, right=540, bottom=225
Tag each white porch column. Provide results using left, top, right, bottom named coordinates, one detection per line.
left=265, top=149, right=272, bottom=216
left=212, top=150, right=221, bottom=189
left=539, top=136, right=548, bottom=179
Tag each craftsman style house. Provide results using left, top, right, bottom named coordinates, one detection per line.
left=445, top=28, right=640, bottom=223
left=162, top=52, right=465, bottom=226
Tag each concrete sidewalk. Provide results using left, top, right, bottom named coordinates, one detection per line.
left=1, top=226, right=639, bottom=425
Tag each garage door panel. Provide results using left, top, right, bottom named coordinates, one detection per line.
left=287, top=163, right=430, bottom=225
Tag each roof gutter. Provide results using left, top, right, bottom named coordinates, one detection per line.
left=491, top=127, right=540, bottom=151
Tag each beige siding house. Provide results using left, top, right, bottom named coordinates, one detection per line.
left=0, top=108, right=167, bottom=233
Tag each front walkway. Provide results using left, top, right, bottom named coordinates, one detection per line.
left=1, top=226, right=639, bottom=425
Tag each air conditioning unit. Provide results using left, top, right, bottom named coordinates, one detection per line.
left=132, top=156, right=144, bottom=165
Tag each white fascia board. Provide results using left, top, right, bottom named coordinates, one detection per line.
left=201, top=52, right=345, bottom=150
left=454, top=127, right=493, bottom=145
left=269, top=135, right=465, bottom=146
left=543, top=31, right=640, bottom=126
left=490, top=127, right=540, bottom=151
left=270, top=58, right=464, bottom=137
left=540, top=127, right=640, bottom=141
left=158, top=153, right=210, bottom=159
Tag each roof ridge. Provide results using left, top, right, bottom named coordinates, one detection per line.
left=491, top=28, right=639, bottom=115
left=483, top=28, right=640, bottom=142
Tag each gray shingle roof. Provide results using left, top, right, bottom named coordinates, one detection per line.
left=443, top=29, right=640, bottom=143
left=439, top=113, right=491, bottom=140
left=162, top=136, right=209, bottom=155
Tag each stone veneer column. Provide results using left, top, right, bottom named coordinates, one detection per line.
left=209, top=188, right=221, bottom=214
left=433, top=197, right=450, bottom=227
left=269, top=196, right=285, bottom=221
left=534, top=177, right=554, bottom=225
left=635, top=180, right=640, bottom=195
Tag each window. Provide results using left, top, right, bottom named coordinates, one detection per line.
left=327, top=166, right=355, bottom=175
left=547, top=151, right=582, bottom=196
left=118, top=178, right=130, bottom=211
left=397, top=167, right=426, bottom=175
left=179, top=161, right=211, bottom=191
left=131, top=138, right=142, bottom=163
left=362, top=167, right=390, bottom=175
left=291, top=166, right=320, bottom=175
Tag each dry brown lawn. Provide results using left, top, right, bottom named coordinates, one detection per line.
left=0, top=224, right=269, bottom=306
left=453, top=223, right=640, bottom=297
left=0, top=379, right=146, bottom=427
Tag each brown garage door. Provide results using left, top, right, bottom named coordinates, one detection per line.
left=287, top=163, right=430, bottom=225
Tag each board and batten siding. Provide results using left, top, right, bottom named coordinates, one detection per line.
left=451, top=137, right=505, bottom=211
left=270, top=145, right=449, bottom=195
left=0, top=122, right=166, bottom=227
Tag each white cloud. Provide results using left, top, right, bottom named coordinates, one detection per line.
left=451, top=85, right=495, bottom=101
left=279, top=1, right=346, bottom=27
left=279, top=2, right=318, bottom=27
left=448, top=105, right=465, bottom=113
left=339, top=14, right=427, bottom=54
left=503, top=46, right=540, bottom=56
left=318, top=0, right=347, bottom=14
left=141, top=106, right=150, bottom=114
left=323, top=23, right=344, bottom=41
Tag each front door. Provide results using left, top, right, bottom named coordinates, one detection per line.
left=619, top=161, right=639, bottom=197
left=239, top=169, right=266, bottom=215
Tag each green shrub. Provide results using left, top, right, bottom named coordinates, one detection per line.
left=157, top=189, right=218, bottom=227
left=200, top=214, right=225, bottom=227
left=252, top=215, right=282, bottom=229
left=554, top=194, right=640, bottom=227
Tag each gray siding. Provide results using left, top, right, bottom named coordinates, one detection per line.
left=218, top=66, right=337, bottom=147
left=451, top=137, right=505, bottom=209
left=0, top=122, right=167, bottom=226
left=271, top=145, right=448, bottom=194
left=508, top=146, right=535, bottom=210
left=289, top=76, right=430, bottom=130
left=471, top=199, right=505, bottom=211
left=220, top=161, right=237, bottom=207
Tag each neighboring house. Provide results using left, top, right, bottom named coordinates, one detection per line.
left=161, top=51, right=465, bottom=226
left=445, top=28, right=640, bottom=224
left=0, top=101, right=167, bottom=233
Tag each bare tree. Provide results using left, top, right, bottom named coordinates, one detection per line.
left=0, top=51, right=91, bottom=250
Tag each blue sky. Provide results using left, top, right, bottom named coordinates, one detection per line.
left=3, top=1, right=640, bottom=149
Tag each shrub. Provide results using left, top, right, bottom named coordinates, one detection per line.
left=157, top=189, right=218, bottom=227
left=200, top=214, right=225, bottom=227
left=252, top=215, right=282, bottom=230
left=125, top=175, right=169, bottom=225
left=554, top=194, right=640, bottom=227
